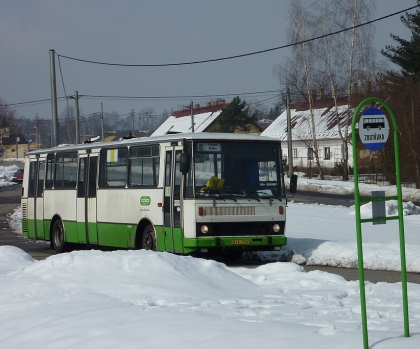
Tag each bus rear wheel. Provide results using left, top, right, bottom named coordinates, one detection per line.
left=142, top=224, right=156, bottom=251
left=51, top=219, right=67, bottom=253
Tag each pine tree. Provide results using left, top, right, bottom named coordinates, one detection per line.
left=381, top=2, right=420, bottom=77
left=215, top=97, right=252, bottom=133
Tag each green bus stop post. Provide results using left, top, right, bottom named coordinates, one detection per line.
left=352, top=97, right=409, bottom=349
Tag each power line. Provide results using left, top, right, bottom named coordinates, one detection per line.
left=4, top=90, right=281, bottom=108
left=56, top=5, right=419, bottom=67
left=57, top=55, right=72, bottom=111
left=4, top=97, right=67, bottom=107
left=82, top=90, right=280, bottom=100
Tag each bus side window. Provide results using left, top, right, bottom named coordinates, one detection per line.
left=99, top=148, right=128, bottom=188
left=38, top=161, right=45, bottom=195
left=55, top=153, right=77, bottom=189
left=129, top=145, right=159, bottom=187
left=28, top=162, right=36, bottom=198
left=45, top=154, right=55, bottom=189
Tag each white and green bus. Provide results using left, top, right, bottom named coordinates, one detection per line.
left=21, top=133, right=297, bottom=260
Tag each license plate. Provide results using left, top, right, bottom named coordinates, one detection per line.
left=231, top=239, right=252, bottom=245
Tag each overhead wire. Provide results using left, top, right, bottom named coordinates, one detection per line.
left=57, top=55, right=72, bottom=111
left=5, top=5, right=420, bottom=110
left=56, top=5, right=419, bottom=67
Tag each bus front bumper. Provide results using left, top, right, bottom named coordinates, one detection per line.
left=183, top=235, right=287, bottom=253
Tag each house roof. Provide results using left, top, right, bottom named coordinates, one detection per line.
left=1, top=133, right=28, bottom=145
left=261, top=99, right=352, bottom=141
left=151, top=102, right=228, bottom=136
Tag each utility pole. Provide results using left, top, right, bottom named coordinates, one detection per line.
left=16, top=135, right=19, bottom=159
left=34, top=126, right=39, bottom=150
left=82, top=117, right=86, bottom=143
left=190, top=101, right=194, bottom=132
left=49, top=49, right=59, bottom=147
left=131, top=109, right=135, bottom=135
left=286, top=88, right=293, bottom=177
left=75, top=91, right=80, bottom=144
left=101, top=102, right=105, bottom=142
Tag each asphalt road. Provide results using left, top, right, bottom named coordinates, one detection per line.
left=1, top=185, right=419, bottom=284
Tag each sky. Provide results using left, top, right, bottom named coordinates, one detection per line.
left=1, top=163, right=420, bottom=348
left=1, top=0, right=419, bottom=123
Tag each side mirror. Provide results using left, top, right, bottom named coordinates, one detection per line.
left=180, top=153, right=190, bottom=174
left=289, top=174, right=297, bottom=194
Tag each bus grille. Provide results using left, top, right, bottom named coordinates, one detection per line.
left=21, top=203, right=28, bottom=235
left=202, top=206, right=255, bottom=216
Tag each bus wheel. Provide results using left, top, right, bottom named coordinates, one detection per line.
left=52, top=219, right=66, bottom=253
left=142, top=224, right=156, bottom=251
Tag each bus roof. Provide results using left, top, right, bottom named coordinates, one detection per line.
left=25, top=133, right=281, bottom=156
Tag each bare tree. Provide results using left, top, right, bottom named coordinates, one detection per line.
left=312, top=0, right=378, bottom=180
left=279, top=0, right=377, bottom=180
left=0, top=98, right=22, bottom=138
left=59, top=105, right=76, bottom=144
left=280, top=0, right=325, bottom=178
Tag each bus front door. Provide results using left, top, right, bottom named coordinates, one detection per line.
left=163, top=148, right=183, bottom=253
left=76, top=154, right=98, bottom=244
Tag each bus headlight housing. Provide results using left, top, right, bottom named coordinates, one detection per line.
left=272, top=223, right=281, bottom=233
left=200, top=225, right=209, bottom=234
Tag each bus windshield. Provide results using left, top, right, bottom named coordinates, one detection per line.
left=191, top=141, right=285, bottom=199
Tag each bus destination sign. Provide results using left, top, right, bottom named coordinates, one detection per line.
left=358, top=107, right=389, bottom=151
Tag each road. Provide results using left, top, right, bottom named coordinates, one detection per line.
left=1, top=185, right=419, bottom=284
left=293, top=191, right=355, bottom=207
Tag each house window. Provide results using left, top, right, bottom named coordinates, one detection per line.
left=324, top=147, right=331, bottom=160
left=307, top=148, right=314, bottom=160
left=293, top=148, right=297, bottom=158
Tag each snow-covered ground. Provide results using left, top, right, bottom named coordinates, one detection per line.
left=1, top=164, right=420, bottom=348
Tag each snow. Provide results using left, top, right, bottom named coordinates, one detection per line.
left=0, top=163, right=21, bottom=188
left=1, top=164, right=420, bottom=348
left=261, top=104, right=350, bottom=140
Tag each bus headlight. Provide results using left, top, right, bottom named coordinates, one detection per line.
left=201, top=225, right=209, bottom=234
left=272, top=224, right=281, bottom=233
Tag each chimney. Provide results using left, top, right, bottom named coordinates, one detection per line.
left=195, top=104, right=200, bottom=109
left=206, top=102, right=211, bottom=107
left=310, top=89, right=317, bottom=101
left=319, top=88, right=325, bottom=100
left=365, top=81, right=372, bottom=93
left=220, top=99, right=226, bottom=104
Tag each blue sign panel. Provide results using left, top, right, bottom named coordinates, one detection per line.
left=359, top=108, right=389, bottom=151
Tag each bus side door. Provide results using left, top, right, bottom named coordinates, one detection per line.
left=76, top=153, right=98, bottom=244
left=163, top=147, right=184, bottom=253
left=28, top=157, right=46, bottom=239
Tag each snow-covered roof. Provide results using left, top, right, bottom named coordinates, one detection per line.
left=151, top=103, right=227, bottom=136
left=261, top=100, right=352, bottom=141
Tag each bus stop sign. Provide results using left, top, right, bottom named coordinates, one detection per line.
left=359, top=107, right=389, bottom=151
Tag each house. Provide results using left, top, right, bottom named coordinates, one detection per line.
left=0, top=118, right=28, bottom=158
left=151, top=100, right=261, bottom=136
left=261, top=97, right=354, bottom=170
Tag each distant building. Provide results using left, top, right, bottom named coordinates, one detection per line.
left=0, top=118, right=28, bottom=158
left=261, top=97, right=354, bottom=169
left=151, top=100, right=261, bottom=136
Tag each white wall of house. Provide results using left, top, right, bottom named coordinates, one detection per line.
left=261, top=102, right=354, bottom=170
left=281, top=139, right=353, bottom=169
